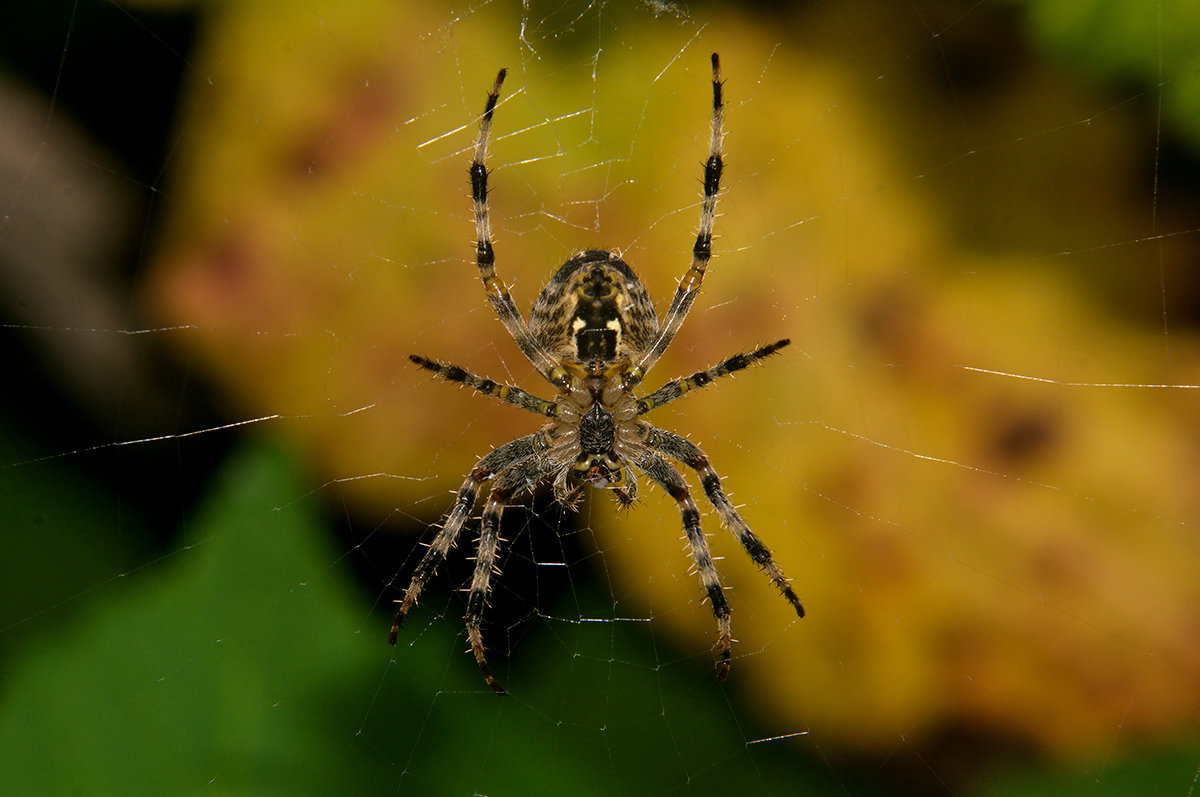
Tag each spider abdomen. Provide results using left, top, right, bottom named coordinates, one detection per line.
left=529, top=249, right=660, bottom=364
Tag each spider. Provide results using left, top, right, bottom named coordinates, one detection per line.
left=390, top=53, right=804, bottom=694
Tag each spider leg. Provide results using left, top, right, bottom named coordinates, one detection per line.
left=638, top=52, right=725, bottom=373
left=470, top=68, right=560, bottom=381
left=389, top=430, right=553, bottom=643
left=636, top=339, right=790, bottom=415
left=464, top=453, right=559, bottom=695
left=410, top=355, right=558, bottom=418
left=642, top=424, right=805, bottom=619
left=636, top=452, right=734, bottom=680
left=466, top=490, right=506, bottom=695
left=611, top=465, right=639, bottom=507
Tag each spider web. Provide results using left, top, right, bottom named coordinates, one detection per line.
left=1, top=0, right=1199, bottom=794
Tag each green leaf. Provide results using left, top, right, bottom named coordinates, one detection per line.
left=0, top=440, right=383, bottom=793
left=1017, top=0, right=1200, bottom=150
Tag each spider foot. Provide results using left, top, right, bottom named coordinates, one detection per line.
left=780, top=584, right=806, bottom=619
left=388, top=595, right=418, bottom=645
left=387, top=612, right=405, bottom=645
left=715, top=647, right=732, bottom=682
left=714, top=620, right=733, bottom=681
left=470, top=642, right=507, bottom=695
left=477, top=658, right=507, bottom=696
left=468, top=621, right=507, bottom=695
left=612, top=486, right=637, bottom=508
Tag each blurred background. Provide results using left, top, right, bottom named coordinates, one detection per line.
left=1, top=0, right=1199, bottom=794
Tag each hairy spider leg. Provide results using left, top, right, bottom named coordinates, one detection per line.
left=409, top=355, right=559, bottom=418
left=636, top=339, right=791, bottom=415
left=388, top=430, right=553, bottom=643
left=638, top=52, right=726, bottom=374
left=466, top=489, right=506, bottom=695
left=636, top=452, right=735, bottom=679
left=465, top=453, right=559, bottom=695
left=643, top=425, right=805, bottom=620
left=470, top=69, right=561, bottom=382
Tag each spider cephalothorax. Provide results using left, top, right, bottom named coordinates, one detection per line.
left=390, top=54, right=804, bottom=694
